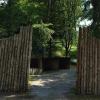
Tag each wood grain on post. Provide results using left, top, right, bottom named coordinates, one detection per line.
left=0, top=26, right=33, bottom=93
left=77, top=27, right=100, bottom=95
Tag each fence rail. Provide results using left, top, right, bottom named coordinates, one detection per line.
left=77, top=27, right=100, bottom=95
left=0, top=26, right=32, bottom=93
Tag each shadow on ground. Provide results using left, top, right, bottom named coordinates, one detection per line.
left=0, top=66, right=100, bottom=100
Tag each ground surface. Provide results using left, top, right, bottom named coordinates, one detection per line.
left=29, top=67, right=76, bottom=99
left=0, top=67, right=100, bottom=100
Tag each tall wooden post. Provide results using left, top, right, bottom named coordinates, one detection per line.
left=77, top=27, right=100, bottom=95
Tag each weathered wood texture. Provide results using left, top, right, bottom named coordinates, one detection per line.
left=0, top=26, right=32, bottom=93
left=77, top=27, right=100, bottom=95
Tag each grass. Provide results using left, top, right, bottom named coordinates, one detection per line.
left=47, top=41, right=78, bottom=58
left=52, top=43, right=66, bottom=57
left=70, top=45, right=77, bottom=59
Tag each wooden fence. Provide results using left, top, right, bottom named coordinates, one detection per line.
left=0, top=26, right=32, bottom=93
left=77, top=27, right=100, bottom=95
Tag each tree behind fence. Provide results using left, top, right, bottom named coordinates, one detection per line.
left=0, top=26, right=32, bottom=93
left=77, top=27, right=100, bottom=95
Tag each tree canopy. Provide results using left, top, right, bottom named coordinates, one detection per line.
left=0, top=0, right=83, bottom=56
left=82, top=0, right=100, bottom=38
left=91, top=0, right=100, bottom=38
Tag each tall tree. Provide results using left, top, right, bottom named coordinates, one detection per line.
left=82, top=0, right=92, bottom=20
left=91, top=0, right=100, bottom=38
left=0, top=0, right=82, bottom=57
left=48, top=0, right=82, bottom=56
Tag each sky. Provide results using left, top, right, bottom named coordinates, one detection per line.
left=0, top=0, right=4, bottom=3
left=79, top=19, right=92, bottom=26
left=0, top=0, right=7, bottom=4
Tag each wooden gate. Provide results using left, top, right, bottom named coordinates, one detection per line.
left=77, top=27, right=100, bottom=95
left=0, top=26, right=32, bottom=93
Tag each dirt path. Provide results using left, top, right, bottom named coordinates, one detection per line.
left=29, top=67, right=76, bottom=99
left=0, top=67, right=100, bottom=100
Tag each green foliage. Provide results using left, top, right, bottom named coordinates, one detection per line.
left=0, top=0, right=54, bottom=56
left=70, top=46, right=77, bottom=58
left=91, top=0, right=100, bottom=38
left=0, top=0, right=48, bottom=37
left=0, top=0, right=82, bottom=57
left=52, top=42, right=66, bottom=57
left=82, top=0, right=93, bottom=20
left=33, top=22, right=54, bottom=42
left=82, top=0, right=100, bottom=38
left=49, top=0, right=82, bottom=56
left=51, top=0, right=82, bottom=34
left=32, top=21, right=54, bottom=56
